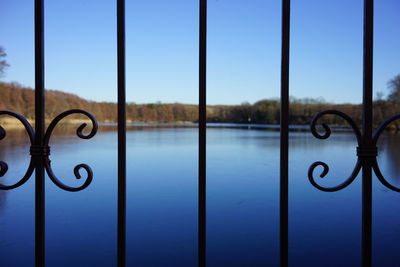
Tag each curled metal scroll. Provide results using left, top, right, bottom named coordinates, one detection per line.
left=308, top=110, right=362, bottom=192
left=44, top=109, right=98, bottom=192
left=310, top=110, right=362, bottom=143
left=0, top=109, right=97, bottom=192
left=371, top=114, right=400, bottom=192
left=372, top=114, right=400, bottom=145
left=44, top=161, right=93, bottom=192
left=44, top=109, right=98, bottom=144
left=309, top=109, right=400, bottom=193
left=308, top=160, right=362, bottom=192
left=372, top=159, right=400, bottom=192
left=0, top=111, right=35, bottom=190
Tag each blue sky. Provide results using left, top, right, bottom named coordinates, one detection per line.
left=1, top=0, right=399, bottom=105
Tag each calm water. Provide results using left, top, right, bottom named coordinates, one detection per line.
left=1, top=125, right=400, bottom=266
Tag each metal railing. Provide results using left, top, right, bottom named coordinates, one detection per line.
left=0, top=0, right=99, bottom=266
left=0, top=0, right=398, bottom=266
left=307, top=1, right=400, bottom=267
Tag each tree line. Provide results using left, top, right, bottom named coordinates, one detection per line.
left=1, top=80, right=400, bottom=130
left=1, top=45, right=400, bottom=129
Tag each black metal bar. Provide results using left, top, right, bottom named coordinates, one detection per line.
left=198, top=0, right=207, bottom=266
left=280, top=0, right=290, bottom=266
left=34, top=0, right=45, bottom=265
left=0, top=1, right=97, bottom=266
left=363, top=1, right=373, bottom=143
left=362, top=0, right=373, bottom=266
left=117, top=0, right=127, bottom=266
left=306, top=1, right=400, bottom=266
left=361, top=166, right=372, bottom=267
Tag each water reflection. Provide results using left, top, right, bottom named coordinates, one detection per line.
left=0, top=125, right=400, bottom=266
left=0, top=190, right=6, bottom=210
left=378, top=134, right=400, bottom=183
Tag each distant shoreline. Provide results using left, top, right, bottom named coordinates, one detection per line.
left=3, top=81, right=399, bottom=131
left=2, top=116, right=398, bottom=134
left=0, top=118, right=359, bottom=134
left=1, top=80, right=400, bottom=133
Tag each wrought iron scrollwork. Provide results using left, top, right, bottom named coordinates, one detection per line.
left=0, top=111, right=35, bottom=190
left=308, top=110, right=362, bottom=192
left=309, top=109, right=400, bottom=193
left=372, top=114, right=400, bottom=145
left=308, top=160, right=362, bottom=192
left=43, top=109, right=97, bottom=192
left=310, top=110, right=362, bottom=142
left=370, top=114, right=400, bottom=192
left=0, top=109, right=97, bottom=192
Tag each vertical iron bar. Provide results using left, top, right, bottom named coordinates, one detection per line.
left=363, top=0, right=374, bottom=144
left=117, top=0, right=127, bottom=266
left=361, top=166, right=372, bottom=267
left=280, top=0, right=290, bottom=266
left=34, top=0, right=45, bottom=266
left=198, top=0, right=207, bottom=266
left=362, top=0, right=373, bottom=266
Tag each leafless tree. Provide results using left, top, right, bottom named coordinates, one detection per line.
left=388, top=74, right=400, bottom=102
left=0, top=46, right=10, bottom=78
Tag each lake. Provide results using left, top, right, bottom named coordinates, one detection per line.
left=1, top=124, right=400, bottom=266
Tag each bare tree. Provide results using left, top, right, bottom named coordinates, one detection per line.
left=0, top=46, right=10, bottom=78
left=388, top=74, right=400, bottom=102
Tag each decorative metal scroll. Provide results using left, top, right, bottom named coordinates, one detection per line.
left=308, top=109, right=400, bottom=192
left=0, top=109, right=98, bottom=192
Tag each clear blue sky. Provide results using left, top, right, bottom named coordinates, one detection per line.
left=1, top=0, right=399, bottom=105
